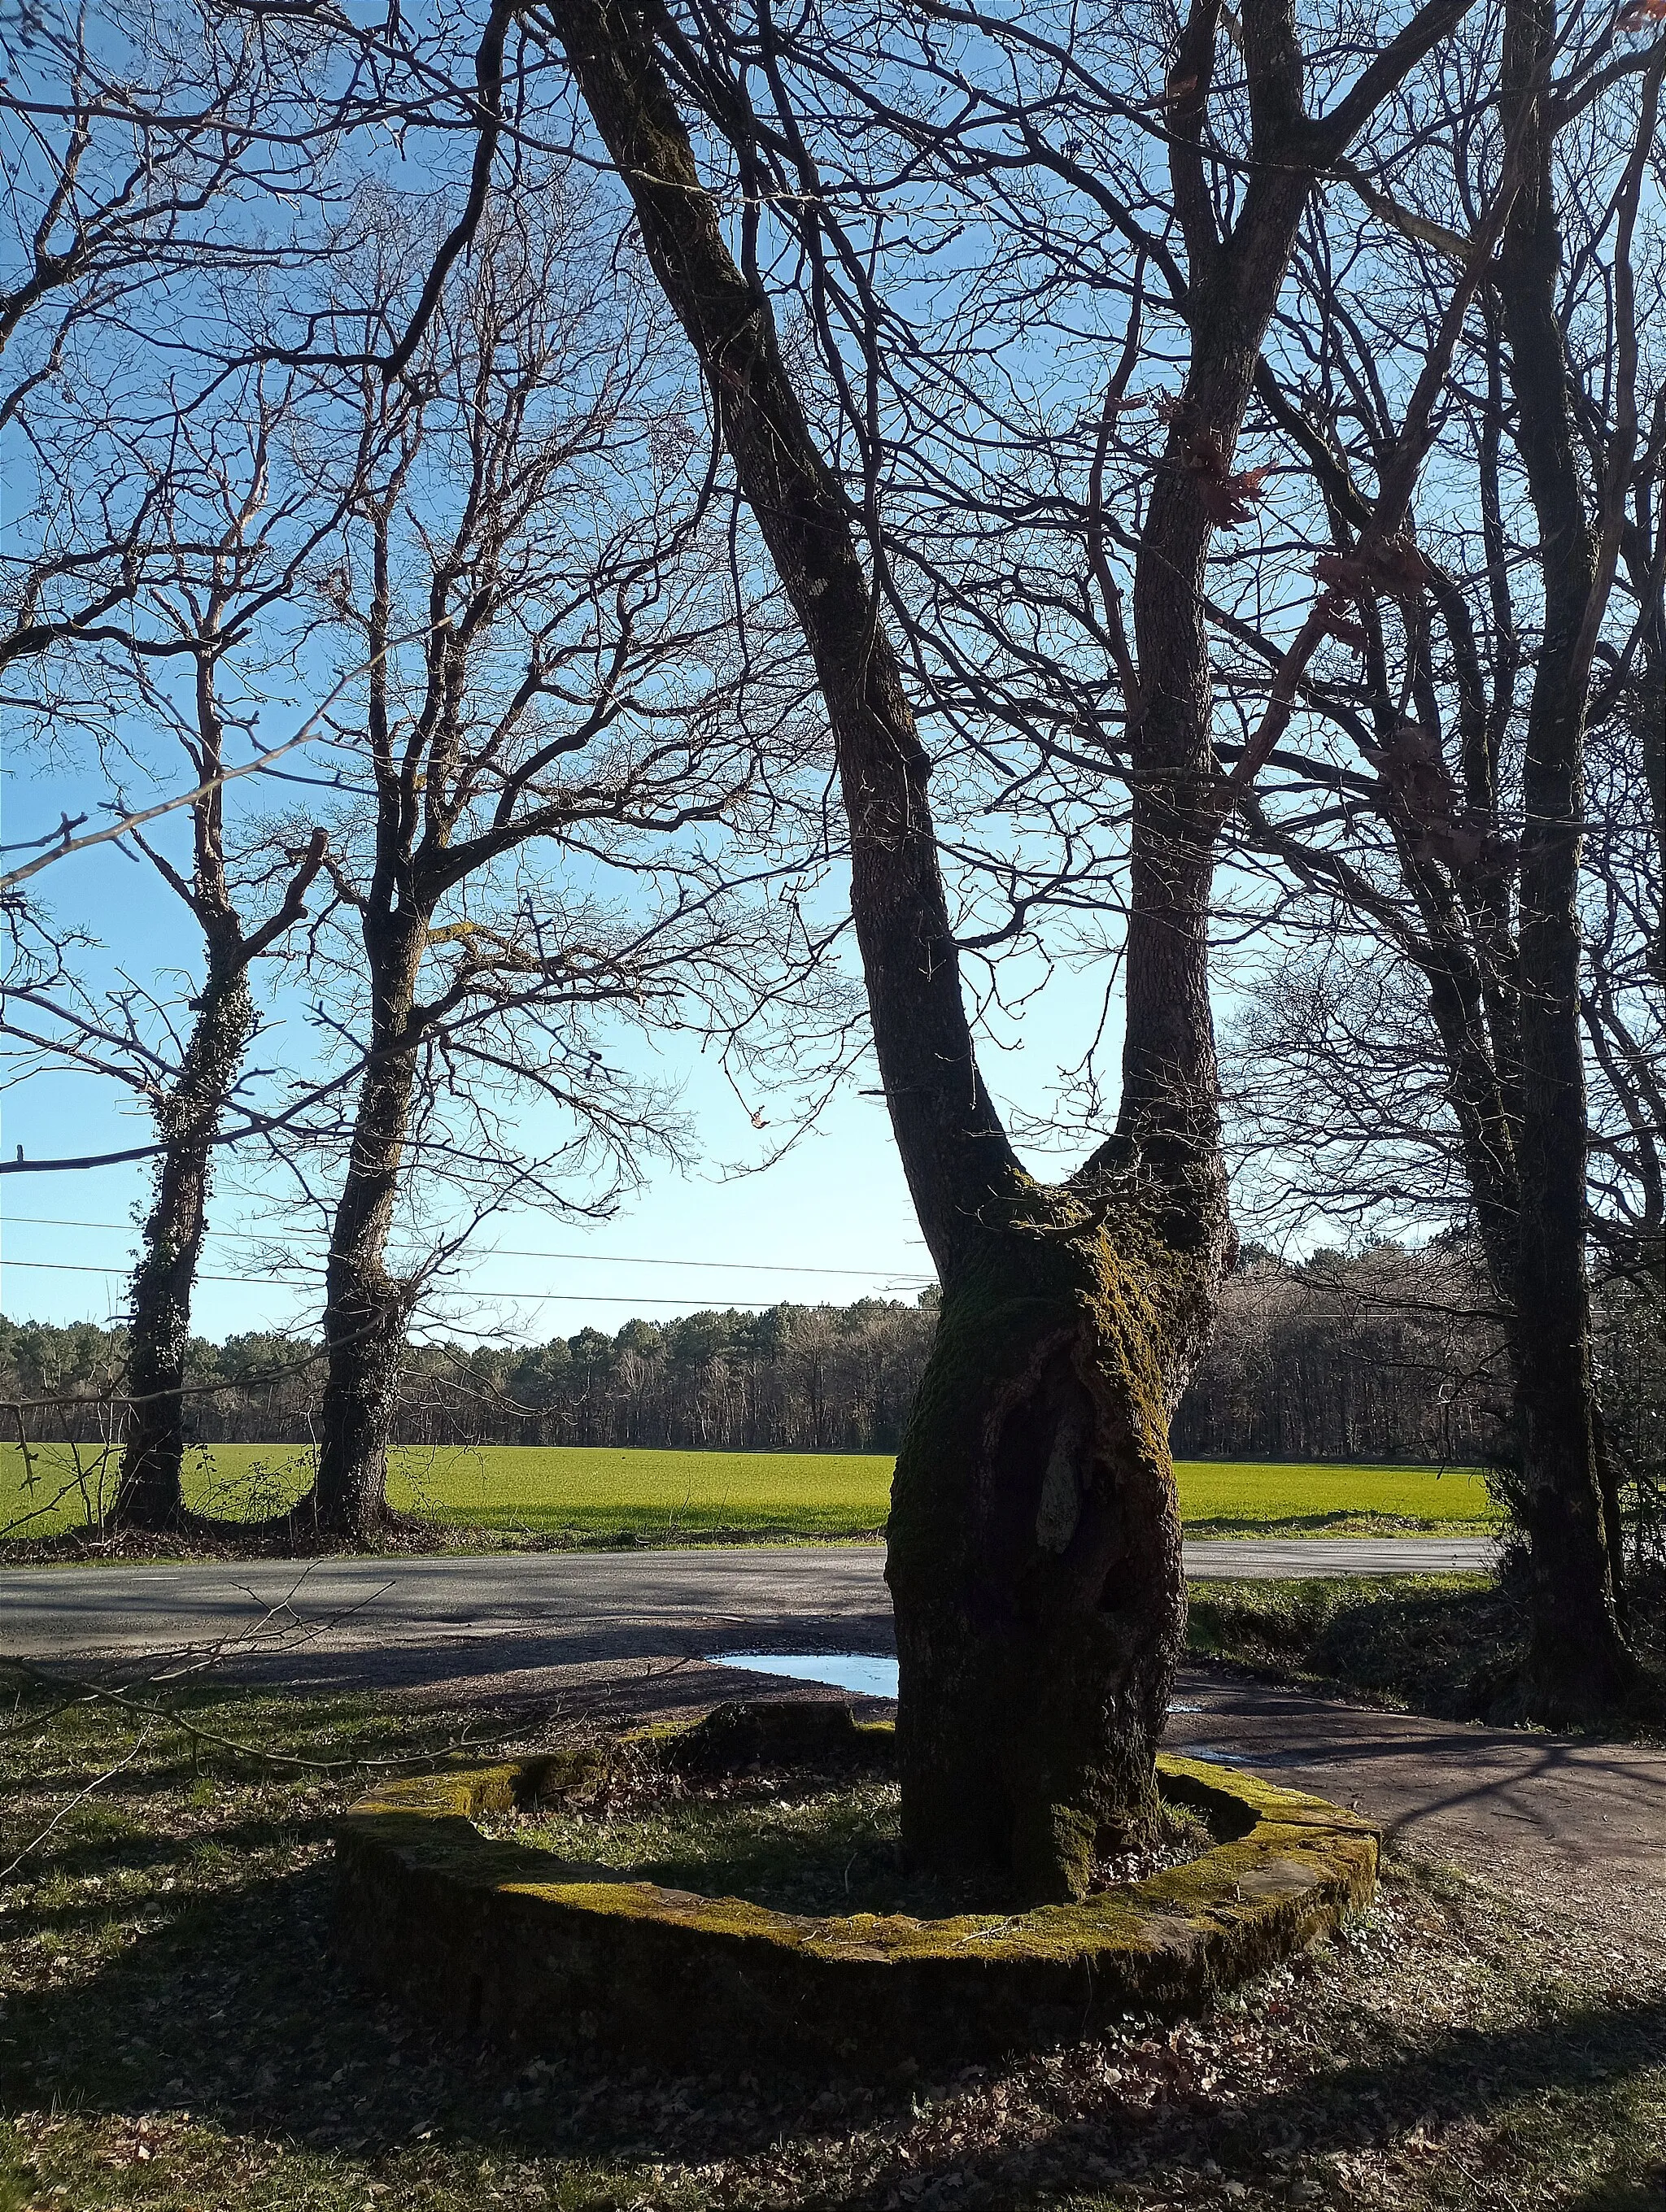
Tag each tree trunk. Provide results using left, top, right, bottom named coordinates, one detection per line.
left=545, top=0, right=1248, bottom=1899
left=1592, top=1405, right=1629, bottom=1635
left=1497, top=0, right=1635, bottom=1713
left=113, top=955, right=253, bottom=1531
left=542, top=0, right=1494, bottom=1883
left=311, top=1248, right=410, bottom=1539
left=311, top=917, right=426, bottom=1539
left=1508, top=1128, right=1633, bottom=1711
left=889, top=1213, right=1209, bottom=1898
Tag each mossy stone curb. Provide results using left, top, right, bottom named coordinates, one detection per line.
left=336, top=1707, right=1378, bottom=2067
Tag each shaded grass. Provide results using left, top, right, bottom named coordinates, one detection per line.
left=2, top=1673, right=1663, bottom=2211
left=1188, top=1570, right=1666, bottom=1732
left=0, top=1439, right=1502, bottom=1549
left=497, top=1768, right=943, bottom=1918
left=493, top=1768, right=1206, bottom=1918
left=1187, top=1573, right=1517, bottom=1718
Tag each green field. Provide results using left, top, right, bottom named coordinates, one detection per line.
left=0, top=1439, right=1502, bottom=1546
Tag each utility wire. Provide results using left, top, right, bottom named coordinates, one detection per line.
left=0, top=1216, right=935, bottom=1285
left=0, top=1259, right=931, bottom=1308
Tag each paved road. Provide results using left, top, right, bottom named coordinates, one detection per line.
left=1160, top=1674, right=1666, bottom=1914
left=6, top=1533, right=1663, bottom=1925
left=0, top=1538, right=1497, bottom=1668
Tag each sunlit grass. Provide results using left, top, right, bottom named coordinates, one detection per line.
left=0, top=1439, right=1502, bottom=1546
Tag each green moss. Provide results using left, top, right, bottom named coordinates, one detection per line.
left=884, top=1197, right=1207, bottom=1896
left=6, top=1668, right=1658, bottom=2212
left=336, top=1711, right=1379, bottom=2066
left=498, top=1758, right=1219, bottom=1922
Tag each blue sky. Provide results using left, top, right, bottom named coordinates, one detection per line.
left=1, top=1066, right=937, bottom=1341
left=0, top=20, right=1210, bottom=1348
left=3, top=755, right=1135, bottom=1343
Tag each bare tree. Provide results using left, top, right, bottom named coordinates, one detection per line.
left=0, top=0, right=396, bottom=1527
left=278, top=178, right=833, bottom=1537
left=1211, top=0, right=1664, bottom=1707
left=1, top=356, right=379, bottom=1528
left=524, top=0, right=1477, bottom=1900
left=0, top=0, right=363, bottom=675
left=5, top=23, right=840, bottom=1541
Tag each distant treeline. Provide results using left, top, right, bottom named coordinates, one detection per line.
left=21, top=1236, right=1648, bottom=1466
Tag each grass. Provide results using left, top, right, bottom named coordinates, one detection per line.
left=499, top=1766, right=942, bottom=1918
left=2, top=1671, right=1663, bottom=2211
left=0, top=1439, right=1503, bottom=1548
left=1188, top=1568, right=1666, bottom=1731
left=1188, top=1573, right=1522, bottom=1719
left=491, top=1766, right=1207, bottom=1918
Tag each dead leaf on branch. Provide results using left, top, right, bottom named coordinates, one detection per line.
left=1153, top=404, right=1270, bottom=527
left=1367, top=718, right=1519, bottom=875
left=1313, top=533, right=1433, bottom=603
left=1199, top=461, right=1269, bottom=526
left=1617, top=0, right=1666, bottom=31
left=1319, top=594, right=1368, bottom=651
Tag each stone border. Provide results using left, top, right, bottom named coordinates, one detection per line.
left=336, top=1708, right=1378, bottom=2067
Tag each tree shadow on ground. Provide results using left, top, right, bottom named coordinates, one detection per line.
left=1560, top=2170, right=1666, bottom=2211
left=7, top=1821, right=1664, bottom=2209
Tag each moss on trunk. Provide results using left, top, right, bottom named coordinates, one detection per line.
left=312, top=1267, right=408, bottom=1539
left=888, top=1190, right=1210, bottom=1904
left=312, top=920, right=428, bottom=1540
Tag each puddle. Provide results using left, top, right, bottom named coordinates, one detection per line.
left=709, top=1651, right=899, bottom=1699
left=709, top=1654, right=1225, bottom=1721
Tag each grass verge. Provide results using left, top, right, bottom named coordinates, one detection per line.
left=1188, top=1570, right=1666, bottom=1733
left=1, top=1441, right=1502, bottom=1552
left=2, top=1673, right=1663, bottom=2210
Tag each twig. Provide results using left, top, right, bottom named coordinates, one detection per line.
left=0, top=1722, right=156, bottom=1882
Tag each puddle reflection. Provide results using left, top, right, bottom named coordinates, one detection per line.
left=709, top=1650, right=899, bottom=1699
left=708, top=1652, right=1228, bottom=1730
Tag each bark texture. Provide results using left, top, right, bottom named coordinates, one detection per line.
left=1495, top=0, right=1636, bottom=1712
left=114, top=950, right=255, bottom=1528
left=888, top=1209, right=1210, bottom=1896
left=312, top=915, right=428, bottom=1538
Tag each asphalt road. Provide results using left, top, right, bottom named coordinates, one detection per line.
left=7, top=1531, right=1664, bottom=1926
left=1162, top=1672, right=1666, bottom=1914
left=0, top=1536, right=1494, bottom=1671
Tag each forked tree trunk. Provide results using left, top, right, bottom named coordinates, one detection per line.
left=114, top=955, right=254, bottom=1531
left=538, top=0, right=1488, bottom=1892
left=311, top=918, right=426, bottom=1539
left=545, top=0, right=1274, bottom=1899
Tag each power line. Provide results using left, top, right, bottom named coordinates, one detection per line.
left=0, top=1258, right=929, bottom=1310
left=0, top=1215, right=935, bottom=1286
